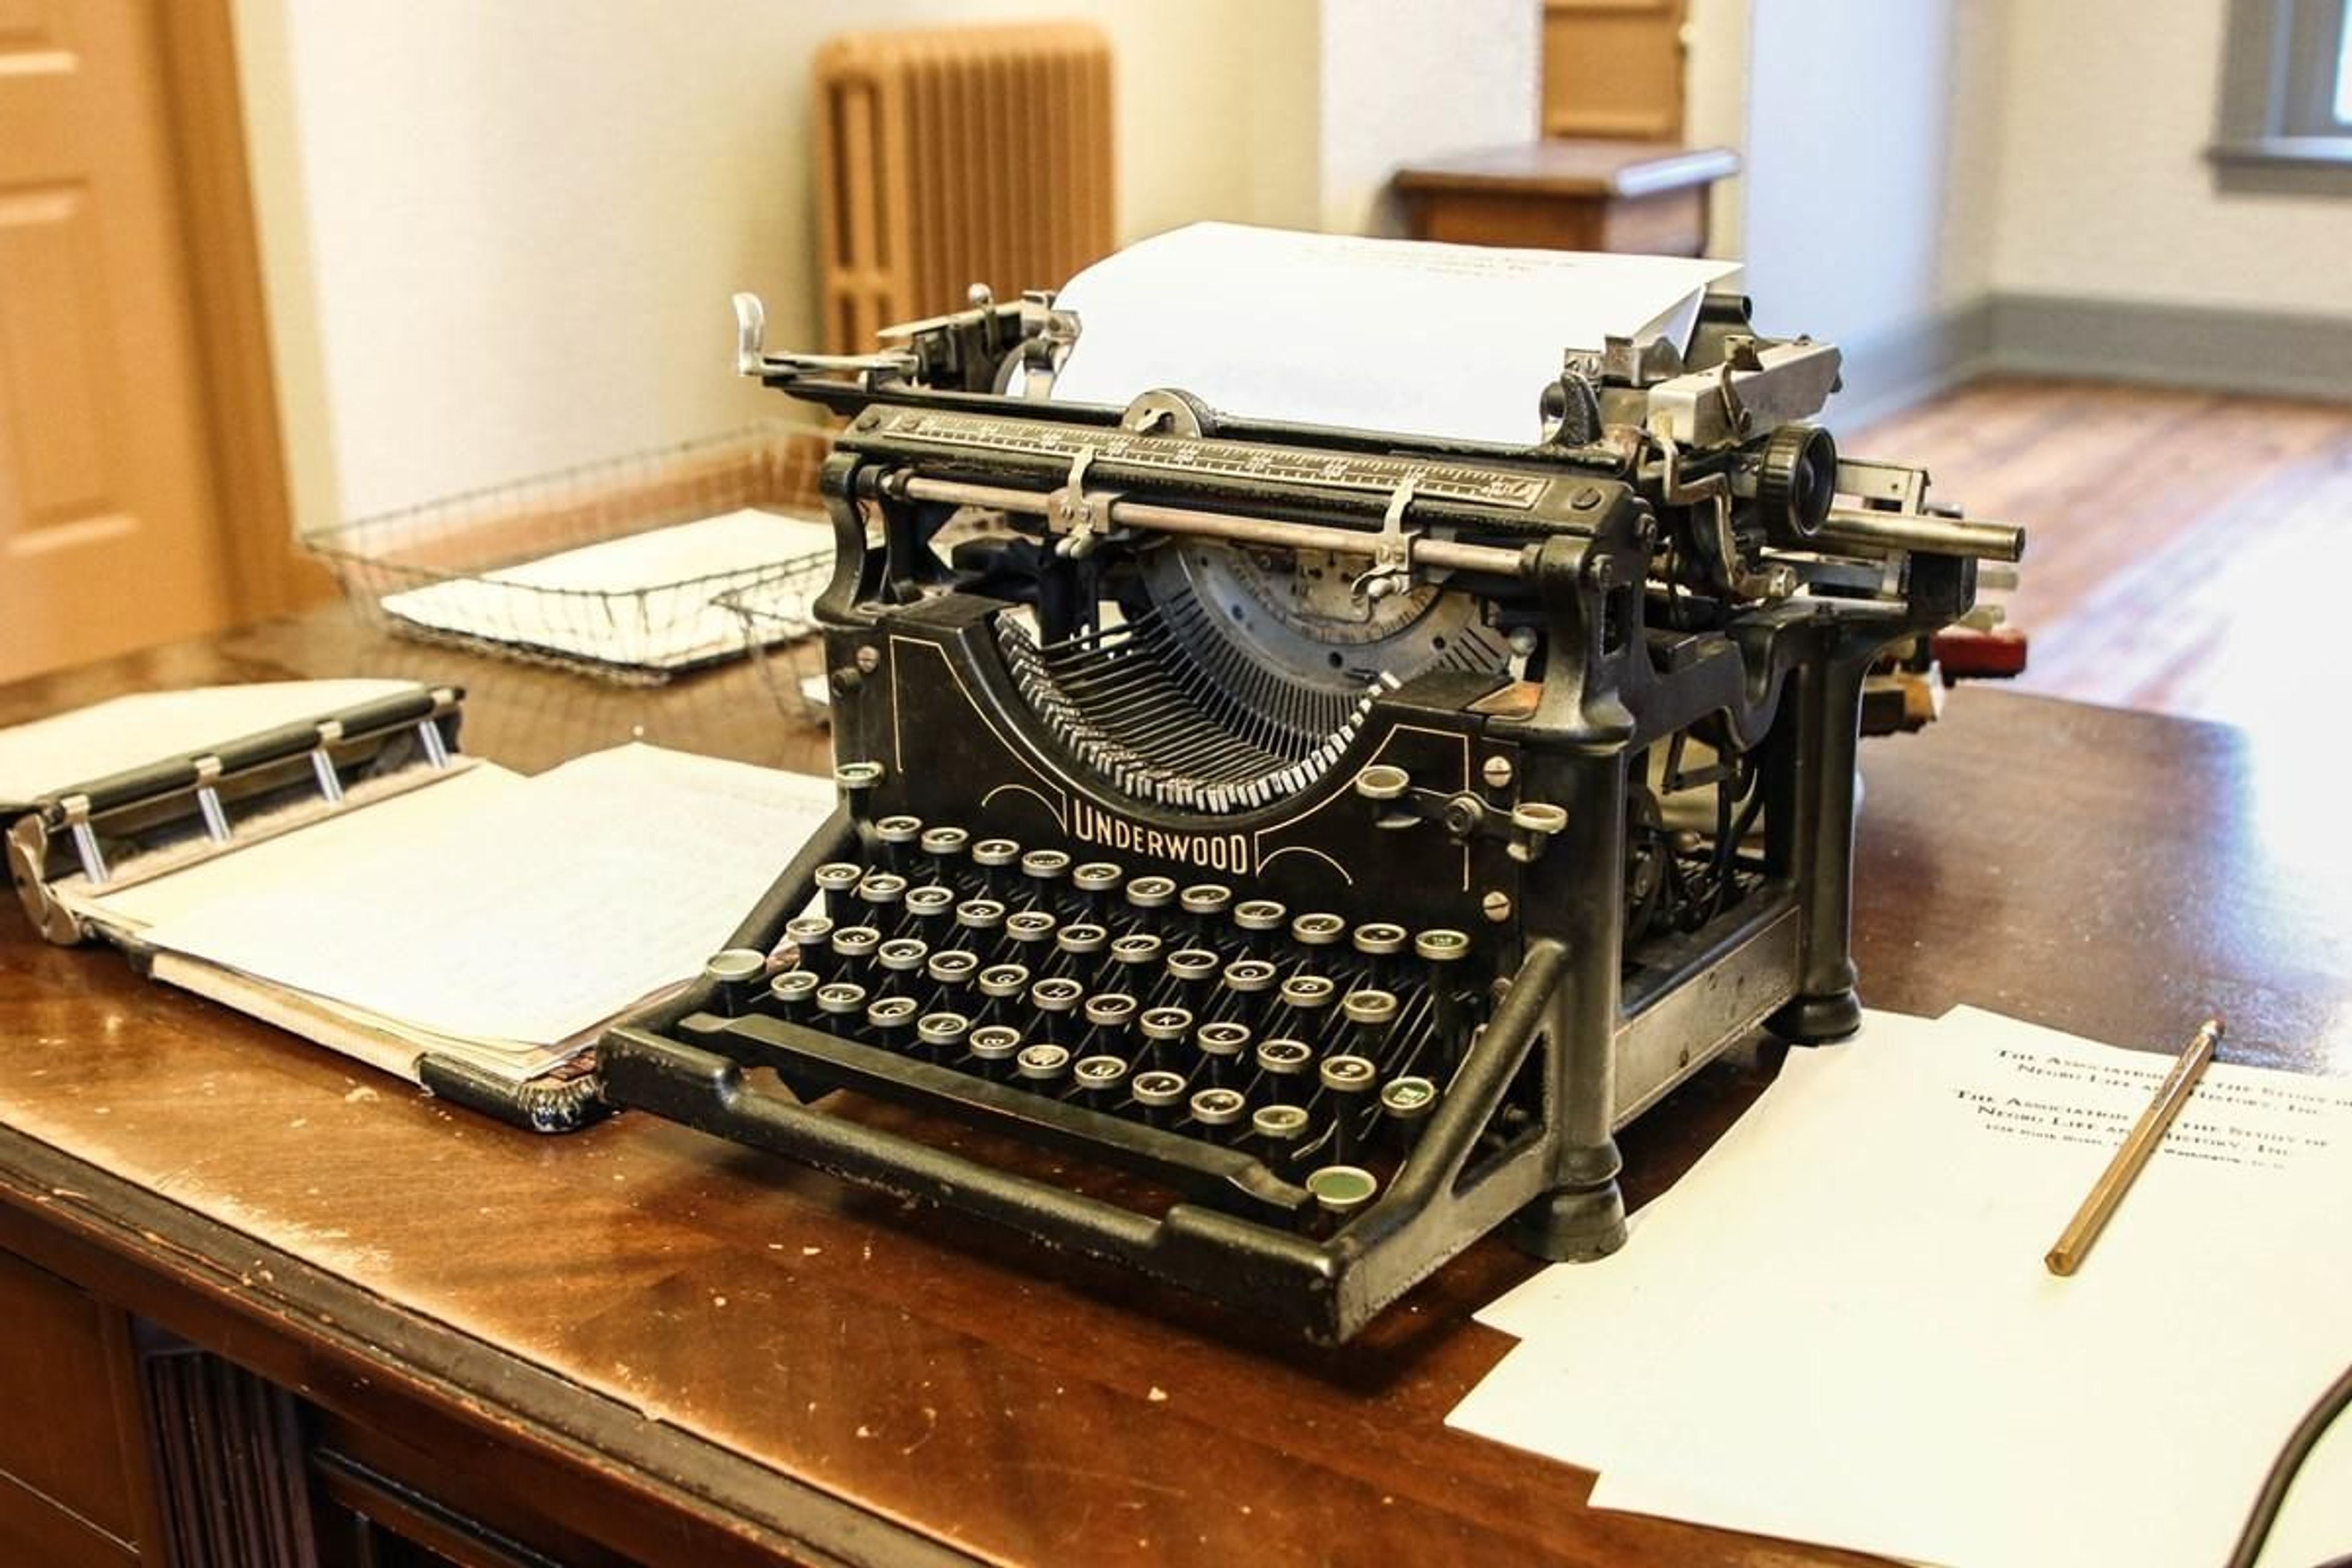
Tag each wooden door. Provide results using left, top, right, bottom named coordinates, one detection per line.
left=1542, top=0, right=1689, bottom=139
left=0, top=0, right=235, bottom=684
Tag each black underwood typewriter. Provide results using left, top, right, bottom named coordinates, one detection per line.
left=603, top=282, right=2025, bottom=1342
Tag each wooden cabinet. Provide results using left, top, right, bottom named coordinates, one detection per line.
left=1392, top=139, right=1738, bottom=258
left=0, top=1251, right=157, bottom=1566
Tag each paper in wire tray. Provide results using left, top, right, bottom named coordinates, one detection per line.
left=308, top=422, right=835, bottom=684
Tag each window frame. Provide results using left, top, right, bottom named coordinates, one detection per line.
left=2211, top=0, right=2352, bottom=191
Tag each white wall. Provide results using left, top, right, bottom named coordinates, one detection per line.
left=236, top=0, right=1322, bottom=527
left=1316, top=0, right=1539, bottom=235
left=1734, top=0, right=2002, bottom=350
left=1991, top=0, right=2352, bottom=315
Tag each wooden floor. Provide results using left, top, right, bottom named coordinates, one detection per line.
left=1851, top=377, right=2352, bottom=737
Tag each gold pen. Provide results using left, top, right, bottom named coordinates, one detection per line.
left=2045, top=1016, right=2225, bottom=1276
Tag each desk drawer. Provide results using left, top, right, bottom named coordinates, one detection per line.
left=0, top=1249, right=146, bottom=1558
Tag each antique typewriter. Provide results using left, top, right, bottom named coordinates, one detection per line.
left=603, top=277, right=2024, bottom=1341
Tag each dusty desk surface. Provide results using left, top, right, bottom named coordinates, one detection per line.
left=1, top=609, right=2345, bottom=1567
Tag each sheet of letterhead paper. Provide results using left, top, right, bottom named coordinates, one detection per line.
left=1449, top=1007, right=2352, bottom=1568
left=0, top=680, right=423, bottom=805
left=121, top=745, right=839, bottom=1052
left=1044, top=222, right=1741, bottom=447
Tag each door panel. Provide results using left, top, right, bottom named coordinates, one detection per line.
left=0, top=0, right=233, bottom=683
left=1542, top=0, right=1688, bottom=140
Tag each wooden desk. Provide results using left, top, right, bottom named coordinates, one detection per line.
left=2, top=612, right=2345, bottom=1566
left=1392, top=140, right=1740, bottom=258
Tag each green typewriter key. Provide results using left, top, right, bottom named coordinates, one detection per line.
left=873, top=814, right=923, bottom=875
left=815, top=981, right=869, bottom=1040
left=1194, top=1020, right=1251, bottom=1088
left=967, top=1023, right=1023, bottom=1079
left=767, top=967, right=820, bottom=1020
left=865, top=995, right=920, bottom=1054
left=813, top=861, right=863, bottom=925
left=1379, top=1075, right=1441, bottom=1162
left=1318, top=1053, right=1380, bottom=1164
left=1071, top=1052, right=1130, bottom=1108
left=1232, top=899, right=1288, bottom=958
left=1130, top=1068, right=1189, bottom=1127
left=1305, top=1164, right=1380, bottom=1224
left=914, top=1011, right=970, bottom=1062
left=1122, top=874, right=1178, bottom=938
left=702, top=948, right=768, bottom=1017
left=1014, top=1041, right=1072, bottom=1090
left=917, top=825, right=970, bottom=889
left=1028, top=976, right=1085, bottom=1044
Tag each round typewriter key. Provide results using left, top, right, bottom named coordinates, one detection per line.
left=1292, top=912, right=1346, bottom=948
left=702, top=946, right=769, bottom=1016
left=1321, top=1053, right=1378, bottom=1091
left=814, top=861, right=863, bottom=922
left=783, top=913, right=834, bottom=960
left=856, top=870, right=907, bottom=907
left=1278, top=974, right=1336, bottom=1009
left=926, top=949, right=979, bottom=985
left=1109, top=932, right=1163, bottom=976
left=1252, top=1102, right=1312, bottom=1164
left=1188, top=1085, right=1248, bottom=1129
left=1029, top=976, right=1084, bottom=1041
left=1019, top=847, right=1071, bottom=889
left=1257, top=1038, right=1314, bottom=1076
left=918, top=825, right=970, bottom=883
left=1125, top=875, right=1176, bottom=910
left=1014, top=1042, right=1072, bottom=1085
left=1196, top=1020, right=1251, bottom=1059
left=878, top=937, right=929, bottom=974
left=1352, top=921, right=1409, bottom=987
left=829, top=924, right=880, bottom=959
left=875, top=814, right=922, bottom=871
left=1005, top=910, right=1058, bottom=945
left=1180, top=883, right=1234, bottom=949
left=1056, top=922, right=1108, bottom=956
left=1305, top=1164, right=1380, bottom=1217
left=968, top=1024, right=1022, bottom=1068
left=1341, top=988, right=1400, bottom=1026
left=1233, top=899, right=1287, bottom=954
left=976, top=962, right=1031, bottom=998
left=833, top=760, right=885, bottom=791
left=1414, top=928, right=1472, bottom=962
left=1072, top=862, right=1125, bottom=911
left=1139, top=1006, right=1193, bottom=1043
left=971, top=838, right=1021, bottom=868
left=1131, top=1068, right=1189, bottom=1121
left=905, top=883, right=956, bottom=921
left=1381, top=1075, right=1439, bottom=1123
left=815, top=982, right=869, bottom=1033
left=1082, top=992, right=1137, bottom=1027
left=1321, top=1054, right=1381, bottom=1161
left=867, top=995, right=919, bottom=1030
left=1072, top=1053, right=1130, bottom=1103
left=768, top=968, right=820, bottom=1016
left=954, top=897, right=1006, bottom=940
left=915, top=1011, right=971, bottom=1057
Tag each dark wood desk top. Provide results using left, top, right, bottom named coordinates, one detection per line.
left=2, top=611, right=2345, bottom=1566
left=1392, top=140, right=1741, bottom=201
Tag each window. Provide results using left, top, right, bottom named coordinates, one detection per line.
left=2212, top=0, right=2352, bottom=189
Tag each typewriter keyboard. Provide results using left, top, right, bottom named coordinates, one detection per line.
left=693, top=819, right=1502, bottom=1226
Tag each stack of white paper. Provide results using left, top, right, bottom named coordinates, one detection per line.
left=1449, top=1008, right=2352, bottom=1567
left=1044, top=222, right=1741, bottom=447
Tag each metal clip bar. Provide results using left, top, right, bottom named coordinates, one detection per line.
left=312, top=718, right=347, bottom=804
left=61, top=794, right=107, bottom=885
left=192, top=755, right=231, bottom=844
left=417, top=717, right=451, bottom=769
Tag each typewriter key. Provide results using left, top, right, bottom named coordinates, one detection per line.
left=782, top=913, right=834, bottom=968
left=1379, top=1076, right=1441, bottom=1158
left=1123, top=875, right=1177, bottom=936
left=967, top=1023, right=1022, bottom=1075
left=1218, top=958, right=1278, bottom=1032
left=1109, top=933, right=1163, bottom=999
left=1161, top=946, right=1223, bottom=1011
left=903, top=883, right=957, bottom=932
left=1137, top=1005, right=1193, bottom=1071
left=878, top=937, right=929, bottom=977
left=1071, top=861, right=1125, bottom=918
left=1319, top=1053, right=1380, bottom=1163
left=1251, top=1102, right=1312, bottom=1168
left=915, top=1011, right=970, bottom=1060
left=953, top=897, right=1006, bottom=955
left=813, top=862, right=863, bottom=924
left=1351, top=921, right=1409, bottom=989
left=1292, top=911, right=1346, bottom=949
left=1256, top=1037, right=1315, bottom=1081
left=1341, top=988, right=1401, bottom=1063
left=917, top=825, right=970, bottom=886
left=854, top=872, right=908, bottom=935
left=1180, top=883, right=1235, bottom=952
left=1194, top=1020, right=1252, bottom=1086
left=925, top=948, right=979, bottom=989
left=1305, top=1164, right=1380, bottom=1219
left=1188, top=1085, right=1248, bottom=1132
left=970, top=837, right=1023, bottom=898
left=1019, top=848, right=1072, bottom=913
left=1131, top=1068, right=1189, bottom=1125
left=1048, top=921, right=1107, bottom=982
left=1014, top=1041, right=1072, bottom=1087
left=1080, top=991, right=1138, bottom=1046
left=768, top=967, right=820, bottom=1018
left=874, top=814, right=922, bottom=873
left=866, top=994, right=920, bottom=1041
left=815, top=981, right=869, bottom=1038
left=1415, top=928, right=1475, bottom=1071
left=1233, top=899, right=1287, bottom=956
left=702, top=947, right=769, bottom=1017
left=827, top=925, right=882, bottom=989
left=1270, top=974, right=1337, bottom=1045
left=1072, top=1053, right=1129, bottom=1106
left=1029, top=976, right=1085, bottom=1044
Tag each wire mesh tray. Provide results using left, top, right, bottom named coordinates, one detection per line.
left=308, top=422, right=834, bottom=684
left=716, top=566, right=834, bottom=726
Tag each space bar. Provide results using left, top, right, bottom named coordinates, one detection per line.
left=680, top=1011, right=1310, bottom=1216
